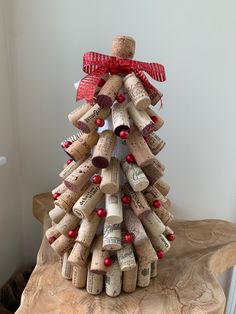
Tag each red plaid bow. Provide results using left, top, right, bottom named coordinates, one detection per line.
left=76, top=51, right=166, bottom=103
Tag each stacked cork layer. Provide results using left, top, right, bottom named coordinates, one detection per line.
left=47, top=35, right=175, bottom=297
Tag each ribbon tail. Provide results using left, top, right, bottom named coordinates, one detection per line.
left=135, top=70, right=163, bottom=106
left=76, top=72, right=104, bottom=102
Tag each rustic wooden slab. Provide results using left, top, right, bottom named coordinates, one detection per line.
left=16, top=193, right=236, bottom=314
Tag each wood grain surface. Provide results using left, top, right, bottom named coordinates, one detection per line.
left=16, top=193, right=236, bottom=314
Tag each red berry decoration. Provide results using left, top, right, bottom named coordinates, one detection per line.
left=98, top=78, right=106, bottom=87
left=153, top=199, right=162, bottom=208
left=63, top=140, right=72, bottom=149
left=119, top=130, right=129, bottom=139
left=95, top=118, right=105, bottom=127
left=116, top=93, right=126, bottom=103
left=66, top=159, right=73, bottom=165
left=104, top=257, right=113, bottom=267
left=96, top=208, right=107, bottom=218
left=92, top=174, right=102, bottom=184
left=166, top=233, right=176, bottom=242
left=53, top=192, right=60, bottom=200
left=156, top=249, right=165, bottom=259
left=121, top=195, right=131, bottom=204
left=151, top=115, right=159, bottom=123
left=123, top=232, right=134, bottom=243
left=68, top=230, right=78, bottom=238
left=125, top=154, right=135, bottom=163
left=48, top=236, right=56, bottom=245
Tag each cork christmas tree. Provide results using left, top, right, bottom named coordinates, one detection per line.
left=46, top=35, right=175, bottom=297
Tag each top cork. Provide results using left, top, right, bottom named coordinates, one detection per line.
left=111, top=35, right=136, bottom=59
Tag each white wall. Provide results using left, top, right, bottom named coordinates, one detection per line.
left=0, top=0, right=24, bottom=285
left=3, top=0, right=236, bottom=289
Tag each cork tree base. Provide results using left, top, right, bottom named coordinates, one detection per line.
left=16, top=193, right=236, bottom=314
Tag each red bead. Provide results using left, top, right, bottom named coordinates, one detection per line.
left=125, top=154, right=135, bottom=163
left=96, top=208, right=107, bottom=218
left=104, top=257, right=113, bottom=267
left=48, top=236, right=57, bottom=245
left=63, top=141, right=72, bottom=149
left=53, top=192, right=60, bottom=200
left=123, top=232, right=134, bottom=243
left=151, top=115, right=158, bottom=123
left=98, top=78, right=106, bottom=87
left=66, top=159, right=73, bottom=165
left=95, top=118, right=105, bottom=127
left=166, top=233, right=176, bottom=242
left=116, top=93, right=126, bottom=103
left=119, top=130, right=129, bottom=139
left=153, top=199, right=161, bottom=208
left=92, top=174, right=102, bottom=184
left=121, top=195, right=131, bottom=204
left=68, top=230, right=78, bottom=238
left=156, top=249, right=165, bottom=259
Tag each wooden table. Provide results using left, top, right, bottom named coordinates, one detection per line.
left=16, top=193, right=236, bottom=314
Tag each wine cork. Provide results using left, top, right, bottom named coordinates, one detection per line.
left=66, top=130, right=99, bottom=161
left=64, top=156, right=98, bottom=193
left=141, top=211, right=165, bottom=238
left=105, top=192, right=123, bottom=224
left=152, top=204, right=174, bottom=225
left=163, top=226, right=174, bottom=237
left=68, top=103, right=92, bottom=127
left=117, top=243, right=136, bottom=271
left=143, top=185, right=168, bottom=207
left=137, top=263, right=151, bottom=287
left=105, top=260, right=122, bottom=297
left=148, top=233, right=170, bottom=253
left=45, top=224, right=61, bottom=241
left=56, top=212, right=80, bottom=236
left=77, top=103, right=111, bottom=133
left=124, top=73, right=151, bottom=110
left=111, top=35, right=136, bottom=59
left=142, top=159, right=164, bottom=185
left=112, top=102, right=130, bottom=136
left=122, top=265, right=138, bottom=293
left=127, top=102, right=155, bottom=136
left=61, top=130, right=84, bottom=149
left=145, top=133, right=166, bottom=155
left=100, top=157, right=120, bottom=194
left=122, top=161, right=149, bottom=192
left=59, top=160, right=79, bottom=180
left=149, top=89, right=163, bottom=106
left=145, top=107, right=164, bottom=131
left=76, top=211, right=101, bottom=247
left=51, top=234, right=74, bottom=256
left=134, top=238, right=158, bottom=265
left=73, top=183, right=104, bottom=219
left=103, top=221, right=122, bottom=251
left=68, top=242, right=90, bottom=267
left=123, top=183, right=151, bottom=218
left=54, top=188, right=85, bottom=212
left=86, top=261, right=103, bottom=295
left=72, top=265, right=87, bottom=288
left=97, top=74, right=123, bottom=108
left=126, top=127, right=155, bottom=167
left=123, top=208, right=148, bottom=245
left=62, top=251, right=73, bottom=279
left=153, top=178, right=170, bottom=196
left=49, top=206, right=65, bottom=224
left=91, top=235, right=109, bottom=275
left=92, top=130, right=116, bottom=168
left=137, top=264, right=151, bottom=288
left=51, top=182, right=67, bottom=195
left=151, top=260, right=158, bottom=278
